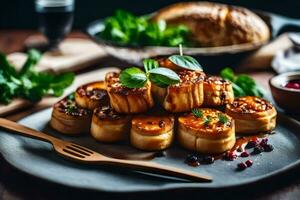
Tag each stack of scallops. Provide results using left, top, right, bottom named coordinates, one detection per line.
left=50, top=56, right=277, bottom=154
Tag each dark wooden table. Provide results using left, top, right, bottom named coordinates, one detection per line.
left=1, top=30, right=300, bottom=200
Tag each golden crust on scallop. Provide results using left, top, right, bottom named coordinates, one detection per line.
left=151, top=70, right=205, bottom=113
left=90, top=106, right=131, bottom=142
left=105, top=72, right=154, bottom=114
left=50, top=95, right=92, bottom=135
left=75, top=81, right=109, bottom=110
left=152, top=2, right=270, bottom=47
left=203, top=76, right=234, bottom=107
left=225, top=96, right=277, bottom=134
left=178, top=108, right=235, bottom=154
left=130, top=115, right=174, bottom=151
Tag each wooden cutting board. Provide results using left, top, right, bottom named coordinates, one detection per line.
left=7, top=38, right=107, bottom=73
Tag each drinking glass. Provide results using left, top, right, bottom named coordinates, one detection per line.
left=35, top=0, right=74, bottom=51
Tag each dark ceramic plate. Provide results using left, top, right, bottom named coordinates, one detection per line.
left=0, top=109, right=300, bottom=192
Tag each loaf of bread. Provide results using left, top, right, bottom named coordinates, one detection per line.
left=152, top=2, right=270, bottom=47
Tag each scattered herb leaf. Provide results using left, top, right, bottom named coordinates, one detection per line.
left=204, top=116, right=212, bottom=126
left=220, top=67, right=264, bottom=97
left=119, top=67, right=148, bottom=88
left=148, top=67, right=180, bottom=88
left=218, top=113, right=229, bottom=124
left=143, top=58, right=159, bottom=73
left=192, top=108, right=203, bottom=118
left=168, top=55, right=203, bottom=71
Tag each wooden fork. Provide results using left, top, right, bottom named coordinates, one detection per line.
left=0, top=118, right=212, bottom=182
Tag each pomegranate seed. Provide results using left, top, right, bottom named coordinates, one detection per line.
left=185, top=154, right=198, bottom=163
left=246, top=140, right=258, bottom=149
left=252, top=145, right=264, bottom=155
left=240, top=151, right=249, bottom=157
left=260, top=138, right=268, bottom=145
left=224, top=151, right=237, bottom=161
left=245, top=160, right=253, bottom=167
left=263, top=144, right=274, bottom=152
left=202, top=156, right=214, bottom=164
left=237, top=162, right=247, bottom=170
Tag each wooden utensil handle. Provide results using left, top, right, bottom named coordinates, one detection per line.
left=0, top=118, right=58, bottom=143
left=101, top=158, right=212, bottom=182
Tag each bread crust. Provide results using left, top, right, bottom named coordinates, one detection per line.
left=225, top=96, right=277, bottom=134
left=152, top=2, right=270, bottom=47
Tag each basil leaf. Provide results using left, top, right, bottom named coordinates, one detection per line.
left=100, top=10, right=190, bottom=47
left=20, top=49, right=42, bottom=76
left=168, top=55, right=202, bottom=71
left=120, top=67, right=147, bottom=88
left=0, top=50, right=74, bottom=104
left=143, top=58, right=159, bottom=73
left=220, top=67, right=264, bottom=98
left=220, top=67, right=235, bottom=82
left=149, top=67, right=180, bottom=88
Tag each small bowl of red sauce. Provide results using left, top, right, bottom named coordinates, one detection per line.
left=269, top=72, right=300, bottom=112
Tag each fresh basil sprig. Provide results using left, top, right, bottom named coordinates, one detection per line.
left=119, top=67, right=148, bottom=88
left=220, top=67, right=264, bottom=97
left=143, top=58, right=159, bottom=73
left=168, top=55, right=202, bottom=71
left=120, top=59, right=180, bottom=88
left=148, top=67, right=180, bottom=88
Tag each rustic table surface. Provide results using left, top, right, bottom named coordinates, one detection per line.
left=0, top=30, right=300, bottom=200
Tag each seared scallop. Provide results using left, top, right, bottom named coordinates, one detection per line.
left=225, top=96, right=277, bottom=134
left=75, top=81, right=109, bottom=110
left=105, top=72, right=154, bottom=114
left=130, top=115, right=174, bottom=151
left=203, top=76, right=234, bottom=107
left=90, top=106, right=131, bottom=143
left=178, top=108, right=235, bottom=154
left=151, top=70, right=205, bottom=113
left=50, top=94, right=92, bottom=135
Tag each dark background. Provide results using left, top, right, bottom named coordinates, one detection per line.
left=0, top=0, right=299, bottom=29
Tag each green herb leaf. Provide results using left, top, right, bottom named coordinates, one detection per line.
left=148, top=67, right=180, bottom=88
left=220, top=67, right=264, bottom=98
left=168, top=55, right=202, bottom=71
left=143, top=58, right=159, bottom=73
left=204, top=116, right=212, bottom=126
left=100, top=10, right=190, bottom=47
left=220, top=67, right=235, bottom=82
left=192, top=108, right=203, bottom=118
left=120, top=67, right=147, bottom=88
left=0, top=50, right=74, bottom=104
left=218, top=113, right=229, bottom=124
left=19, top=49, right=42, bottom=76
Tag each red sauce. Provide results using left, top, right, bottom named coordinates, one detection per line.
left=285, top=80, right=300, bottom=90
